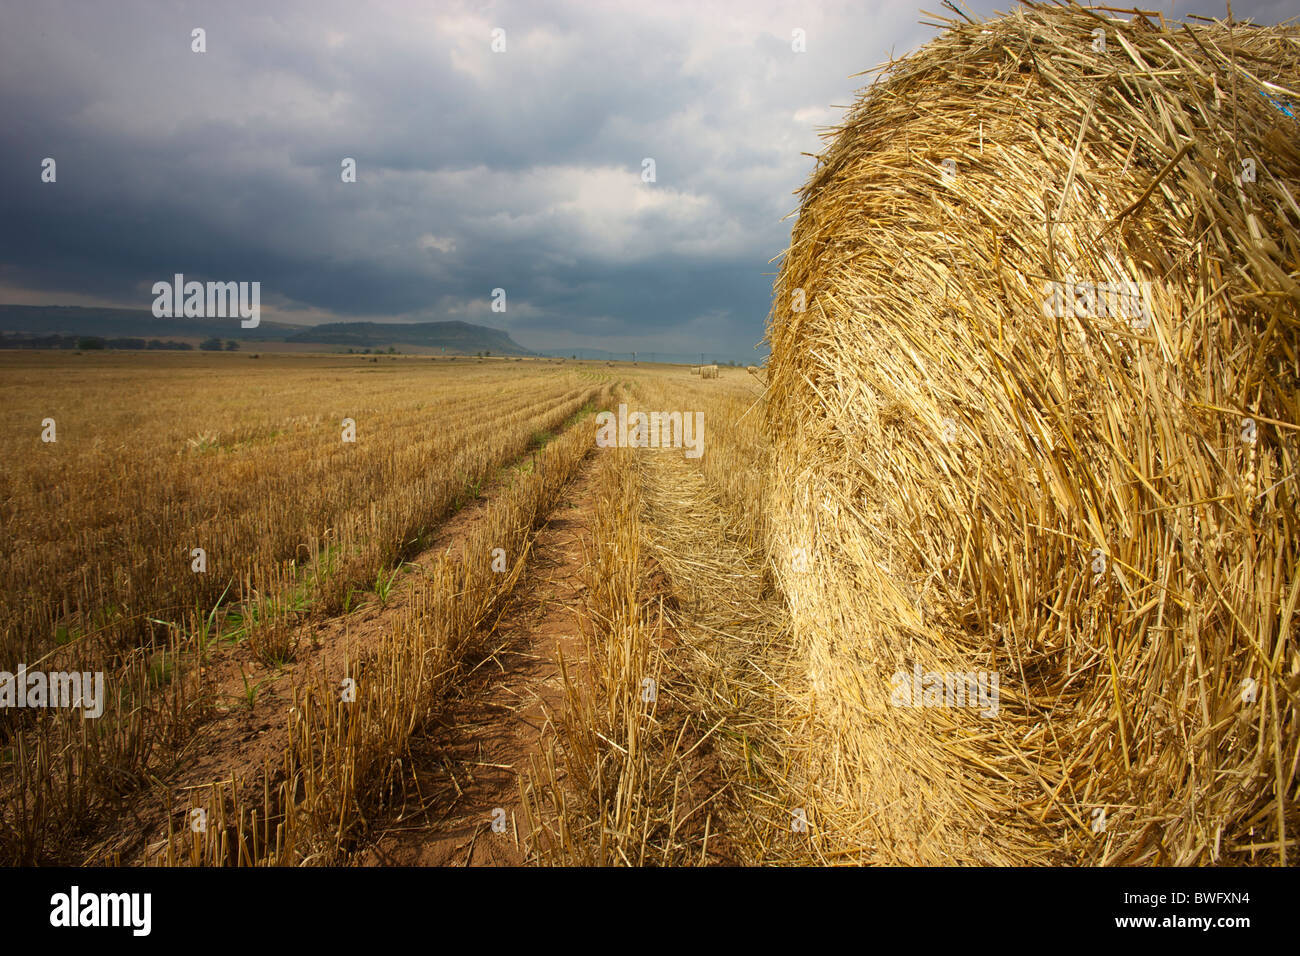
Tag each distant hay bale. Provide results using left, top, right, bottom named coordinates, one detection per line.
left=700, top=364, right=719, bottom=379
left=690, top=366, right=700, bottom=375
left=766, top=2, right=1300, bottom=865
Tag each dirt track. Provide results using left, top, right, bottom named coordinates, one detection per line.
left=359, top=456, right=600, bottom=865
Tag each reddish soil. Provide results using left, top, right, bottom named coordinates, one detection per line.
left=357, top=458, right=599, bottom=866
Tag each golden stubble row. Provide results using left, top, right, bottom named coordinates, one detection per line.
left=168, top=387, right=609, bottom=865
left=0, top=353, right=608, bottom=863
left=0, top=354, right=596, bottom=662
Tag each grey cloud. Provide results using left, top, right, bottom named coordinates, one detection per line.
left=0, top=0, right=1291, bottom=358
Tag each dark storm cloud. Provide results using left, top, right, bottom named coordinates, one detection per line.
left=0, top=0, right=1292, bottom=357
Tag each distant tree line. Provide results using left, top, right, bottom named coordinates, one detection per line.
left=199, top=337, right=240, bottom=351
left=0, top=333, right=198, bottom=350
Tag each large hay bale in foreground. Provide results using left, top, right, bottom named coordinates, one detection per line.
left=767, top=2, right=1299, bottom=865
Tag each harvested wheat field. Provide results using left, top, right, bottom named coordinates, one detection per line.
left=1, top=3, right=1296, bottom=894
left=0, top=354, right=819, bottom=868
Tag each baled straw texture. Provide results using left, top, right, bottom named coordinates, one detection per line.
left=766, top=2, right=1300, bottom=865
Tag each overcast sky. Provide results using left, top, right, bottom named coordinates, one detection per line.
left=1, top=0, right=1294, bottom=358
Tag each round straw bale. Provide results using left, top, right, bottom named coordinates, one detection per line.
left=766, top=2, right=1300, bottom=864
